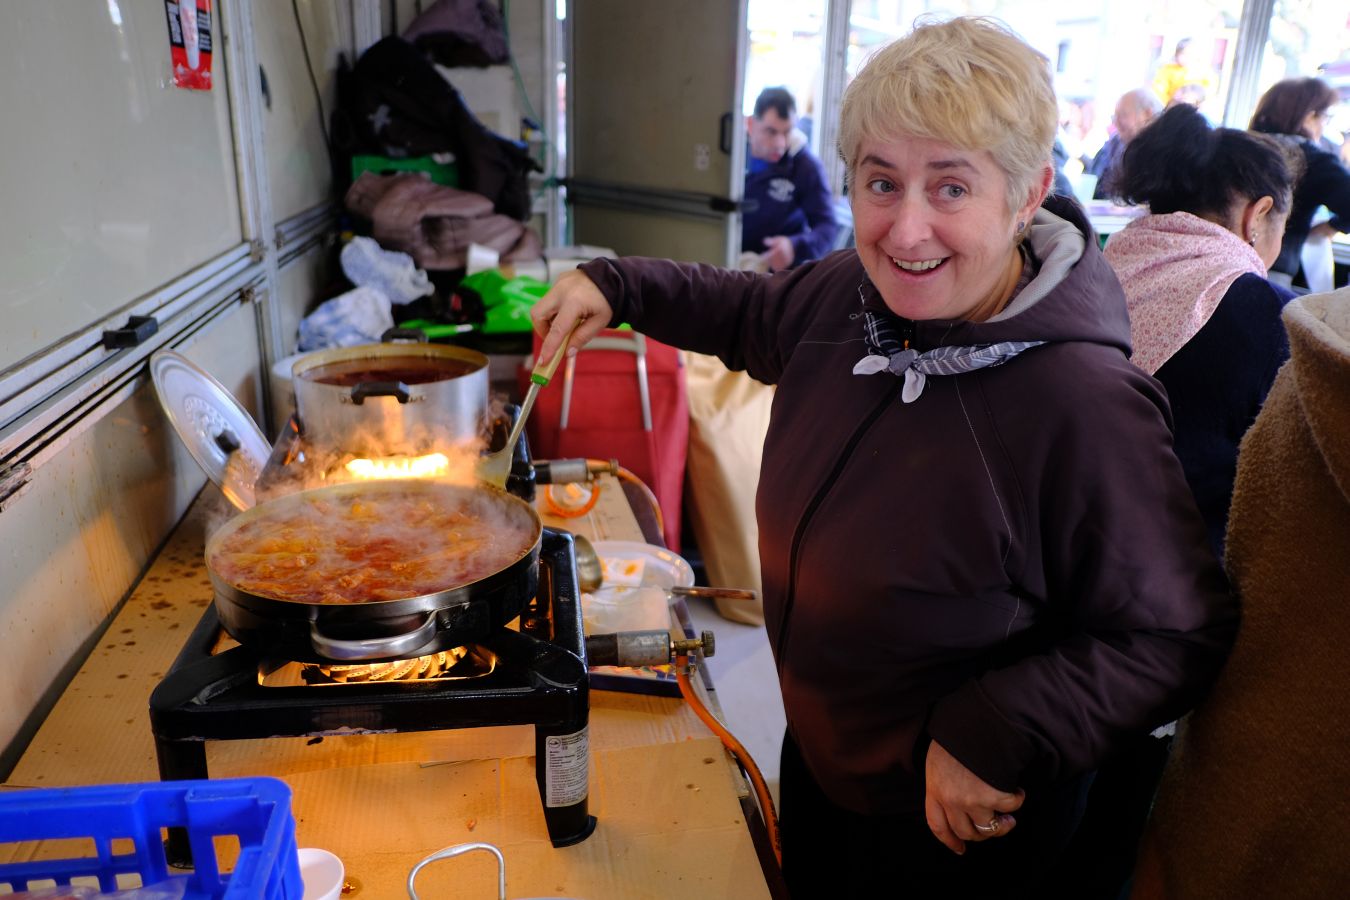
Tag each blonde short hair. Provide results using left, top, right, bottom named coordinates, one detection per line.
left=838, top=17, right=1057, bottom=212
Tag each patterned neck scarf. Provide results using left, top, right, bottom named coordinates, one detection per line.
left=1102, top=211, right=1267, bottom=375
left=852, top=253, right=1046, bottom=403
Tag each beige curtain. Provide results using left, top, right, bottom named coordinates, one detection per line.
left=682, top=352, right=774, bottom=626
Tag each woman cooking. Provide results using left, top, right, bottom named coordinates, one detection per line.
left=532, top=17, right=1236, bottom=897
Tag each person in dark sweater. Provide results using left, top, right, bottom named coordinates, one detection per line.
left=531, top=19, right=1235, bottom=898
left=1064, top=104, right=1298, bottom=900
left=1105, top=103, right=1298, bottom=558
left=1249, top=77, right=1350, bottom=287
left=742, top=86, right=840, bottom=271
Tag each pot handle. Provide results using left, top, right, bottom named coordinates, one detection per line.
left=350, top=380, right=412, bottom=404
left=309, top=612, right=437, bottom=660
left=381, top=326, right=429, bottom=343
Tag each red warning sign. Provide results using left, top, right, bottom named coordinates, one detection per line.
left=165, top=0, right=213, bottom=91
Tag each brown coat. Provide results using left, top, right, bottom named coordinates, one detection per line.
left=1132, top=287, right=1350, bottom=898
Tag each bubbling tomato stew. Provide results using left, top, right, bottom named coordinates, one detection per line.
left=299, top=355, right=481, bottom=387
left=208, top=483, right=537, bottom=604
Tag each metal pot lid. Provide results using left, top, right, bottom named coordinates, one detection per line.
left=150, top=350, right=270, bottom=511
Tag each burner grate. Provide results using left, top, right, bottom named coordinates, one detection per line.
left=257, top=645, right=498, bottom=686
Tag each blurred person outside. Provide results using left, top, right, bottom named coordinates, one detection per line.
left=529, top=17, right=1236, bottom=896
left=1166, top=82, right=1217, bottom=125
left=742, top=86, right=840, bottom=272
left=1167, top=82, right=1206, bottom=110
left=1152, top=38, right=1214, bottom=106
left=1056, top=96, right=1101, bottom=173
left=1249, top=77, right=1350, bottom=288
left=1087, top=89, right=1162, bottom=200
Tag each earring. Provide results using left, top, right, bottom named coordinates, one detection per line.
left=1248, top=232, right=1259, bottom=246
left=1016, top=221, right=1026, bottom=234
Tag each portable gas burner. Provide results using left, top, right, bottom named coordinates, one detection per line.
left=148, top=528, right=596, bottom=858
left=142, top=366, right=685, bottom=862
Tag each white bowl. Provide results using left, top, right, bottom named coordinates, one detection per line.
left=297, top=847, right=345, bottom=900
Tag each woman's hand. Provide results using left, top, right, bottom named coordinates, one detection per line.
left=924, top=739, right=1024, bottom=854
left=530, top=269, right=615, bottom=363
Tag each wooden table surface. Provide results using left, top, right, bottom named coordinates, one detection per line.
left=3, top=477, right=772, bottom=899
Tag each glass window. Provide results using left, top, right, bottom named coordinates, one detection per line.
left=744, top=0, right=829, bottom=158
left=1255, top=3, right=1350, bottom=148
left=841, top=1, right=1247, bottom=196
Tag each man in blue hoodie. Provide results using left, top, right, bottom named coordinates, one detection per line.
left=743, top=87, right=840, bottom=271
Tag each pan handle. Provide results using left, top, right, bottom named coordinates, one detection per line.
left=309, top=612, right=438, bottom=660
left=670, top=585, right=759, bottom=602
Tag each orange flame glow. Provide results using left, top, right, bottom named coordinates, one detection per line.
left=344, top=453, right=451, bottom=480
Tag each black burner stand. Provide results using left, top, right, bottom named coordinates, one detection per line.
left=149, top=531, right=595, bottom=863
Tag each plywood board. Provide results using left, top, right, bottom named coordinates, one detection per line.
left=4, top=483, right=770, bottom=896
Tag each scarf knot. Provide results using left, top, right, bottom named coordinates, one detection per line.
left=852, top=288, right=1044, bottom=402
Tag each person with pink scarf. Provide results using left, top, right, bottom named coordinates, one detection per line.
left=1104, top=104, right=1298, bottom=560
left=1056, top=104, right=1298, bottom=899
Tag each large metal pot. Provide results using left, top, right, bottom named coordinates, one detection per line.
left=205, top=478, right=542, bottom=662
left=291, top=337, right=489, bottom=454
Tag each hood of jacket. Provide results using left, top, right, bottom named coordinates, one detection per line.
left=1283, top=286, right=1350, bottom=504
left=860, top=194, right=1132, bottom=358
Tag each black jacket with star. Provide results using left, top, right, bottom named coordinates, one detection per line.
left=741, top=132, right=840, bottom=265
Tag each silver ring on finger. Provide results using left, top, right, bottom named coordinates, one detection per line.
left=973, top=817, right=1000, bottom=834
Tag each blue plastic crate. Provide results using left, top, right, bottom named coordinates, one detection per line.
left=0, top=777, right=303, bottom=899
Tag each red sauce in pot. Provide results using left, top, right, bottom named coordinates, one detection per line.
left=301, top=356, right=480, bottom=387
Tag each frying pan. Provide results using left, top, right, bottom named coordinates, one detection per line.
left=205, top=478, right=542, bottom=662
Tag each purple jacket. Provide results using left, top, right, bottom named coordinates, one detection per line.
left=580, top=197, right=1237, bottom=815
left=742, top=136, right=840, bottom=265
